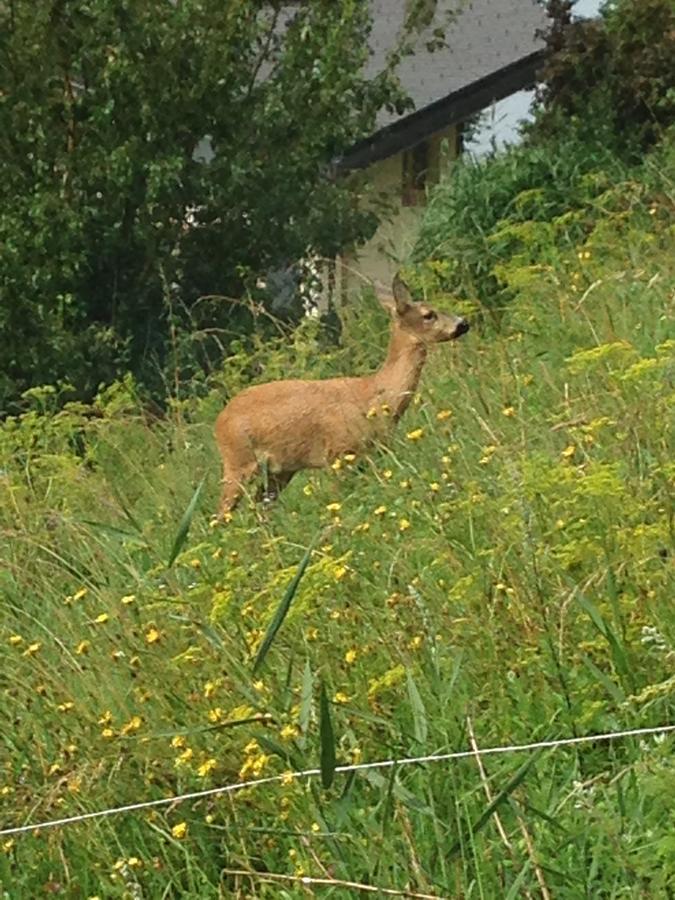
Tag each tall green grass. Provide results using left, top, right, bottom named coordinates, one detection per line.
left=0, top=138, right=673, bottom=897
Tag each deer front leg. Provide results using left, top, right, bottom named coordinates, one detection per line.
left=217, top=460, right=258, bottom=520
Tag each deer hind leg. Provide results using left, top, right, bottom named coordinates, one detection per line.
left=256, top=471, right=295, bottom=506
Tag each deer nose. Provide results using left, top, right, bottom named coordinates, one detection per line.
left=455, top=317, right=470, bottom=337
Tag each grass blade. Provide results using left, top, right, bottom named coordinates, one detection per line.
left=319, top=681, right=336, bottom=790
left=299, top=659, right=313, bottom=748
left=252, top=535, right=318, bottom=674
left=167, top=476, right=205, bottom=567
left=81, top=519, right=149, bottom=547
left=581, top=653, right=626, bottom=703
left=448, top=748, right=544, bottom=859
left=576, top=592, right=630, bottom=683
left=406, top=671, right=428, bottom=744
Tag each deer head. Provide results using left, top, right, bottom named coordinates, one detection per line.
left=375, top=274, right=469, bottom=343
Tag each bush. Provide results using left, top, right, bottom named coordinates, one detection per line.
left=413, top=132, right=634, bottom=313
left=0, top=1, right=409, bottom=412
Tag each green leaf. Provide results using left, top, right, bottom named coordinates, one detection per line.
left=82, top=519, right=149, bottom=547
left=299, top=658, right=313, bottom=748
left=505, top=861, right=533, bottom=900
left=448, top=748, right=544, bottom=859
left=363, top=770, right=433, bottom=816
left=319, top=682, right=336, bottom=790
left=167, top=477, right=205, bottom=568
left=406, top=670, right=428, bottom=744
left=576, top=592, right=630, bottom=681
left=252, top=535, right=318, bottom=674
left=581, top=653, right=626, bottom=704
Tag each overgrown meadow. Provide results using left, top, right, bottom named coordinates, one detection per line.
left=1, top=137, right=674, bottom=898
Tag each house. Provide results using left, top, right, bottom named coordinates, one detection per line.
left=327, top=0, right=548, bottom=300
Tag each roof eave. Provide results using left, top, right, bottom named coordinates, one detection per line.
left=338, top=48, right=546, bottom=171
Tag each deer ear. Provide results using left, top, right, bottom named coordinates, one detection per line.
left=392, top=274, right=413, bottom=314
left=374, top=281, right=397, bottom=316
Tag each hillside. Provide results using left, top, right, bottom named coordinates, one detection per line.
left=1, top=134, right=674, bottom=897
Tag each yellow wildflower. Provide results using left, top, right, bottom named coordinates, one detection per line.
left=436, top=409, right=452, bottom=421
left=145, top=627, right=161, bottom=645
left=374, top=505, right=387, bottom=516
left=171, top=735, right=186, bottom=749
left=399, top=518, right=412, bottom=532
left=120, top=715, right=142, bottom=735
left=406, top=428, right=424, bottom=441
left=561, top=445, right=576, bottom=460
left=208, top=707, right=225, bottom=723
left=75, top=640, right=90, bottom=655
left=171, top=822, right=188, bottom=840
left=175, top=748, right=194, bottom=768
left=279, top=724, right=298, bottom=741
left=345, top=649, right=357, bottom=664
left=203, top=681, right=218, bottom=699
left=22, top=641, right=41, bottom=656
left=325, top=502, right=342, bottom=513
left=333, top=691, right=350, bottom=704
left=502, top=406, right=515, bottom=417
left=93, top=613, right=109, bottom=625
left=120, top=594, right=135, bottom=605
left=331, top=458, right=342, bottom=471
left=8, top=635, right=22, bottom=646
left=197, top=758, right=217, bottom=777
left=73, top=588, right=88, bottom=602
left=303, top=483, right=314, bottom=495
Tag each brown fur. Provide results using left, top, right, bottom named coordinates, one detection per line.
left=214, top=275, right=469, bottom=517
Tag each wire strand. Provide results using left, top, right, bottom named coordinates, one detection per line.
left=1, top=723, right=672, bottom=838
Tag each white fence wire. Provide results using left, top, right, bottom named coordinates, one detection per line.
left=1, top=723, right=673, bottom=838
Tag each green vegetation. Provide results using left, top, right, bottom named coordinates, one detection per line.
left=1, top=121, right=674, bottom=895
left=0, top=1, right=409, bottom=410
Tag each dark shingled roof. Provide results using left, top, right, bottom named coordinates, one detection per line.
left=342, top=0, right=548, bottom=168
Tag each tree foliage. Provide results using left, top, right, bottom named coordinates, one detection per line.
left=0, top=0, right=410, bottom=411
left=533, top=0, right=675, bottom=152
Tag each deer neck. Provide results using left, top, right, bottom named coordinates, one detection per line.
left=372, top=326, right=428, bottom=421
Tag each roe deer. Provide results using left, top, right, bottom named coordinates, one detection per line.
left=214, top=275, right=469, bottom=518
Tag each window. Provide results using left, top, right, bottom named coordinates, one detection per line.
left=402, top=140, right=431, bottom=207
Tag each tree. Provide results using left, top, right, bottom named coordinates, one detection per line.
left=531, top=0, right=675, bottom=154
left=0, top=0, right=412, bottom=410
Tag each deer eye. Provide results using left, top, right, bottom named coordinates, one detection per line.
left=422, top=310, right=437, bottom=321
